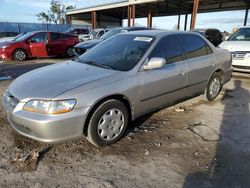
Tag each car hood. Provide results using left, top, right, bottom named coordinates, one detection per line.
left=75, top=39, right=103, bottom=49
left=219, top=41, right=250, bottom=52
left=8, top=61, right=118, bottom=101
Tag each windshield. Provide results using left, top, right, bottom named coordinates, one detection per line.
left=100, top=28, right=125, bottom=40
left=89, top=30, right=98, bottom=37
left=79, top=35, right=154, bottom=71
left=13, top=32, right=34, bottom=42
left=228, top=28, right=250, bottom=41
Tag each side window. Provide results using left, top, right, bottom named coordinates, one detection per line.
left=51, top=33, right=61, bottom=41
left=61, top=34, right=72, bottom=39
left=182, top=35, right=211, bottom=59
left=149, top=35, right=184, bottom=64
left=30, top=33, right=47, bottom=43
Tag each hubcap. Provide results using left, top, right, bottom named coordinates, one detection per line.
left=97, top=109, right=125, bottom=141
left=209, top=77, right=221, bottom=98
left=15, top=50, right=26, bottom=60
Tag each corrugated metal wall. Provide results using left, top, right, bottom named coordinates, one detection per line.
left=0, top=22, right=92, bottom=33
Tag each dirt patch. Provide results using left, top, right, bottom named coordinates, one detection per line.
left=0, top=72, right=250, bottom=187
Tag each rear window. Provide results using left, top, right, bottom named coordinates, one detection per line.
left=51, top=33, right=61, bottom=41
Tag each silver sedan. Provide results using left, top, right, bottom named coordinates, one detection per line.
left=2, top=30, right=232, bottom=147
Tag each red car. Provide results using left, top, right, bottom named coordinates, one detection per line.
left=0, top=31, right=79, bottom=61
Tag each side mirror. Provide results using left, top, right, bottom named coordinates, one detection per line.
left=142, top=57, right=166, bottom=70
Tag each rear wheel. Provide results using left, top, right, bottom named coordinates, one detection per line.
left=205, top=72, right=222, bottom=101
left=66, top=46, right=74, bottom=57
left=87, top=99, right=129, bottom=147
left=13, top=49, right=27, bottom=61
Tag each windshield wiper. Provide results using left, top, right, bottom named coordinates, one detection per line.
left=83, top=61, right=114, bottom=70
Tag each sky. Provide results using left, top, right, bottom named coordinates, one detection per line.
left=0, top=0, right=248, bottom=32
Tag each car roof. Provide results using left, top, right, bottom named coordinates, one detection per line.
left=119, top=30, right=197, bottom=38
left=113, top=26, right=149, bottom=31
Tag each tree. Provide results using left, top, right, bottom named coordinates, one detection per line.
left=37, top=0, right=75, bottom=24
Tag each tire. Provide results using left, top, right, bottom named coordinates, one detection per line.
left=205, top=72, right=222, bottom=101
left=13, top=49, right=27, bottom=61
left=65, top=46, right=74, bottom=57
left=87, top=99, right=129, bottom=147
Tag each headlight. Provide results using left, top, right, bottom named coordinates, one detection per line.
left=23, top=99, right=76, bottom=114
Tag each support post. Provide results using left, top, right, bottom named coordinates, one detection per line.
left=67, top=15, right=72, bottom=24
left=147, top=9, right=152, bottom=28
left=127, top=5, right=131, bottom=27
left=91, top=11, right=97, bottom=29
left=190, top=0, right=199, bottom=29
left=184, top=14, right=188, bottom=31
left=177, top=14, right=181, bottom=30
left=244, top=5, right=249, bottom=26
left=132, top=5, right=136, bottom=26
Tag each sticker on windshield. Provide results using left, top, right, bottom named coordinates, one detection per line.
left=133, top=37, right=153, bottom=42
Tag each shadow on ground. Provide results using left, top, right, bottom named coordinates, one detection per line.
left=0, top=63, right=52, bottom=79
left=183, top=79, right=250, bottom=188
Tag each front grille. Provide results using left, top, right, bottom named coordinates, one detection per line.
left=231, top=52, right=248, bottom=59
left=233, top=65, right=250, bottom=70
left=74, top=47, right=86, bottom=56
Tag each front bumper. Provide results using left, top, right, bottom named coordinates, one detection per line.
left=232, top=58, right=250, bottom=73
left=0, top=49, right=12, bottom=60
left=2, top=93, right=90, bottom=144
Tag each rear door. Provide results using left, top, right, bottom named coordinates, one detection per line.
left=29, top=32, right=48, bottom=57
left=48, top=32, right=64, bottom=56
left=137, top=35, right=188, bottom=114
left=180, top=34, right=216, bottom=94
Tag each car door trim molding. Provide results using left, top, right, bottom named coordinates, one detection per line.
left=140, top=80, right=207, bottom=102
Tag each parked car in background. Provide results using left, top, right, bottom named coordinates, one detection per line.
left=65, top=28, right=89, bottom=36
left=74, top=27, right=150, bottom=56
left=2, top=30, right=232, bottom=147
left=0, top=31, right=19, bottom=42
left=191, top=28, right=223, bottom=47
left=78, top=28, right=109, bottom=42
left=0, top=31, right=79, bottom=61
left=220, top=26, right=250, bottom=72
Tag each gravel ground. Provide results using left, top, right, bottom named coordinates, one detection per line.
left=0, top=60, right=250, bottom=188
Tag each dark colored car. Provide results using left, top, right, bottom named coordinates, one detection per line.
left=0, top=31, right=19, bottom=38
left=0, top=31, right=79, bottom=61
left=191, top=28, right=223, bottom=47
left=74, top=27, right=150, bottom=56
left=65, top=28, right=89, bottom=36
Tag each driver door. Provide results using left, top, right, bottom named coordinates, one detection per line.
left=136, top=35, right=188, bottom=114
left=29, top=32, right=48, bottom=57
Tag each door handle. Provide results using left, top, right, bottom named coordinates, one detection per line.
left=211, top=63, right=216, bottom=67
left=178, top=71, right=186, bottom=76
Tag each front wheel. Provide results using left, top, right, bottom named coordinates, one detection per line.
left=205, top=72, right=222, bottom=101
left=87, top=99, right=129, bottom=147
left=13, top=49, right=27, bottom=61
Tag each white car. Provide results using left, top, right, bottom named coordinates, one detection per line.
left=78, top=29, right=109, bottom=42
left=220, top=27, right=250, bottom=73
